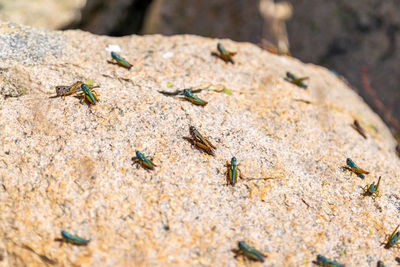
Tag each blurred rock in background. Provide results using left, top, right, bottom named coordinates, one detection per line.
left=286, top=0, right=400, bottom=134
left=258, top=0, right=292, bottom=55
left=142, top=0, right=264, bottom=43
left=142, top=0, right=292, bottom=53
left=0, top=0, right=84, bottom=29
left=63, top=0, right=153, bottom=36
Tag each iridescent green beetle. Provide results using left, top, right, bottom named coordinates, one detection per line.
left=363, top=176, right=381, bottom=199
left=132, top=150, right=157, bottom=170
left=225, top=157, right=275, bottom=186
left=384, top=224, right=400, bottom=249
left=233, top=241, right=266, bottom=262
left=182, top=89, right=208, bottom=106
left=109, top=51, right=132, bottom=69
left=344, top=158, right=369, bottom=179
left=61, top=230, right=89, bottom=246
left=285, top=72, right=309, bottom=89
left=81, top=83, right=99, bottom=105
left=226, top=157, right=239, bottom=186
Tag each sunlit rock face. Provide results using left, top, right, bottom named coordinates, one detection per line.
left=0, top=23, right=399, bottom=266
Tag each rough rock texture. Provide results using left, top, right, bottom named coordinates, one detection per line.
left=0, top=0, right=85, bottom=30
left=286, top=0, right=400, bottom=133
left=0, top=23, right=400, bottom=266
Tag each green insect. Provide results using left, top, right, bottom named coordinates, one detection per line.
left=81, top=83, right=99, bottom=105
left=212, top=43, right=236, bottom=64
left=60, top=230, right=89, bottom=246
left=132, top=150, right=157, bottom=170
left=225, top=157, right=275, bottom=186
left=377, top=260, right=385, bottom=267
left=182, top=89, right=208, bottom=106
left=157, top=88, right=201, bottom=96
left=314, top=254, right=344, bottom=267
left=183, top=126, right=216, bottom=155
left=384, top=224, right=400, bottom=249
left=233, top=241, right=266, bottom=262
left=344, top=158, right=369, bottom=179
left=285, top=72, right=309, bottom=89
left=363, top=176, right=381, bottom=199
left=226, top=157, right=239, bottom=186
left=109, top=51, right=132, bottom=69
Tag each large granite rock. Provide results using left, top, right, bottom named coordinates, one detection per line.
left=0, top=23, right=399, bottom=266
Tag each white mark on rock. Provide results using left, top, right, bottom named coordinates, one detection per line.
left=106, top=45, right=121, bottom=52
left=162, top=52, right=174, bottom=59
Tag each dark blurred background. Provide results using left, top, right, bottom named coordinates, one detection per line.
left=1, top=0, right=399, bottom=137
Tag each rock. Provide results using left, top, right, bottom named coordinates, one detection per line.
left=142, top=0, right=265, bottom=43
left=0, top=0, right=85, bottom=30
left=286, top=0, right=400, bottom=132
left=67, top=0, right=153, bottom=36
left=0, top=22, right=399, bottom=266
left=142, top=0, right=292, bottom=54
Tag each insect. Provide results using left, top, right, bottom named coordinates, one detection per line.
left=227, top=157, right=239, bottom=186
left=363, top=176, right=381, bottom=199
left=384, top=224, right=400, bottom=249
left=132, top=150, right=156, bottom=170
left=158, top=84, right=227, bottom=98
left=158, top=86, right=206, bottom=96
left=344, top=158, right=369, bottom=178
left=226, top=157, right=275, bottom=186
left=212, top=43, right=236, bottom=64
left=314, top=254, right=344, bottom=267
left=233, top=241, right=266, bottom=262
left=351, top=119, right=367, bottom=139
left=181, top=89, right=208, bottom=106
left=81, top=83, right=99, bottom=105
left=55, top=81, right=99, bottom=97
left=285, top=72, right=308, bottom=89
left=55, top=81, right=83, bottom=97
left=183, top=126, right=216, bottom=155
left=377, top=260, right=385, bottom=267
left=109, top=51, right=132, bottom=69
left=60, top=230, right=89, bottom=246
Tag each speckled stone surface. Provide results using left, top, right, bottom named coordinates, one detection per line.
left=0, top=23, right=399, bottom=266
